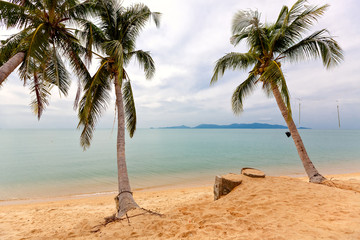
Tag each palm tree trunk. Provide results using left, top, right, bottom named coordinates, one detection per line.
left=0, top=52, right=25, bottom=85
left=114, top=75, right=140, bottom=218
left=272, top=85, right=326, bottom=183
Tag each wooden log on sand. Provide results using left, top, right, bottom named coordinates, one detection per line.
left=214, top=173, right=243, bottom=200
left=241, top=168, right=266, bottom=178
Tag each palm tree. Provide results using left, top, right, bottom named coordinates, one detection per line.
left=77, top=0, right=160, bottom=218
left=211, top=0, right=343, bottom=183
left=0, top=0, right=91, bottom=118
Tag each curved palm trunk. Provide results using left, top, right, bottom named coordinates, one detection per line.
left=0, top=52, right=25, bottom=85
left=114, top=76, right=140, bottom=218
left=272, top=85, right=326, bottom=183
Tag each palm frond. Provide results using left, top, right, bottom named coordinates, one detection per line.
left=120, top=3, right=160, bottom=52
left=58, top=32, right=93, bottom=109
left=231, top=9, right=269, bottom=54
left=281, top=29, right=343, bottom=68
left=78, top=60, right=111, bottom=149
left=230, top=32, right=250, bottom=46
left=10, top=0, right=37, bottom=9
left=74, top=78, right=82, bottom=110
left=19, top=23, right=50, bottom=81
left=271, top=1, right=329, bottom=54
left=65, top=0, right=97, bottom=22
left=75, top=18, right=106, bottom=64
left=43, top=45, right=70, bottom=96
left=0, top=28, right=30, bottom=65
left=94, top=0, right=117, bottom=34
left=150, top=11, right=161, bottom=28
left=288, top=4, right=328, bottom=34
left=60, top=37, right=91, bottom=85
left=29, top=71, right=51, bottom=120
left=232, top=10, right=261, bottom=35
left=260, top=60, right=291, bottom=115
left=126, top=50, right=155, bottom=79
left=231, top=73, right=258, bottom=114
left=282, top=0, right=306, bottom=26
left=286, top=0, right=327, bottom=27
left=0, top=1, right=29, bottom=28
left=103, top=40, right=123, bottom=68
left=122, top=77, right=136, bottom=137
left=211, top=52, right=257, bottom=84
left=275, top=6, right=288, bottom=26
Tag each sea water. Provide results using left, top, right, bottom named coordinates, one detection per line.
left=0, top=129, right=359, bottom=200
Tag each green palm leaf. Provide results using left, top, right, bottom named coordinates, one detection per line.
left=281, top=29, right=343, bottom=68
left=78, top=60, right=111, bottom=149
left=0, top=28, right=30, bottom=65
left=43, top=45, right=71, bottom=96
left=231, top=73, right=258, bottom=114
left=0, top=1, right=29, bottom=28
left=122, top=76, right=136, bottom=137
left=29, top=71, right=51, bottom=120
left=211, top=52, right=257, bottom=84
left=127, top=50, right=155, bottom=79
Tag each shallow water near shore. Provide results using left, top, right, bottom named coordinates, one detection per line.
left=0, top=128, right=359, bottom=200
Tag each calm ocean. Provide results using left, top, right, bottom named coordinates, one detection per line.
left=0, top=129, right=359, bottom=200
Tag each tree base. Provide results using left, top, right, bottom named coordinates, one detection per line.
left=115, top=192, right=140, bottom=218
left=309, top=173, right=327, bottom=183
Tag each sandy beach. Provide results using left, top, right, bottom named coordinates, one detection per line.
left=1, top=172, right=360, bottom=240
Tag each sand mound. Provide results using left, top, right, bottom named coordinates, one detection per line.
left=1, top=175, right=360, bottom=239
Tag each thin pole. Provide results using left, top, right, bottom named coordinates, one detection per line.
left=337, top=104, right=341, bottom=128
left=299, top=102, right=301, bottom=126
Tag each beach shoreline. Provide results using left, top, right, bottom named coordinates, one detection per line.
left=1, top=171, right=360, bottom=206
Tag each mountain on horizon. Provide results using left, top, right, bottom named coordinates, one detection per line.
left=158, top=125, right=191, bottom=129
left=156, top=123, right=310, bottom=129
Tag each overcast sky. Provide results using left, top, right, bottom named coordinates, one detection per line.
left=0, top=0, right=359, bottom=129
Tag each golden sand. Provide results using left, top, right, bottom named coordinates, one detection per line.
left=1, top=173, right=360, bottom=239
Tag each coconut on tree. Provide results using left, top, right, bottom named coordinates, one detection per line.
left=76, top=0, right=160, bottom=218
left=211, top=0, right=343, bottom=183
left=0, top=0, right=91, bottom=118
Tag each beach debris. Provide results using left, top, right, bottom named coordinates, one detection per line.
left=93, top=207, right=164, bottom=230
left=321, top=179, right=360, bottom=193
left=241, top=168, right=266, bottom=178
left=214, top=173, right=243, bottom=200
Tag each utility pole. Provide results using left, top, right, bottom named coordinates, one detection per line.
left=336, top=100, right=341, bottom=128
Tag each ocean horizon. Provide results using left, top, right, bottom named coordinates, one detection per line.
left=1, top=128, right=359, bottom=200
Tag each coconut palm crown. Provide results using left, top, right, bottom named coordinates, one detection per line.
left=76, top=0, right=160, bottom=218
left=0, top=0, right=92, bottom=118
left=211, top=0, right=343, bottom=183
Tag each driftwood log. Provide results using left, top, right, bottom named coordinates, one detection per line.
left=214, top=173, right=243, bottom=200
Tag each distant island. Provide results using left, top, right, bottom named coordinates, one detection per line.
left=155, top=123, right=310, bottom=129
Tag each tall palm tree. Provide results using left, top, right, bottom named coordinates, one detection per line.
left=77, top=0, right=160, bottom=218
left=0, top=0, right=91, bottom=118
left=211, top=0, right=343, bottom=183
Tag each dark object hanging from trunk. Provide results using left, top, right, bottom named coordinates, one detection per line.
left=285, top=131, right=291, bottom=137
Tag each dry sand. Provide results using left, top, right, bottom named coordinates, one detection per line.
left=1, top=173, right=360, bottom=240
